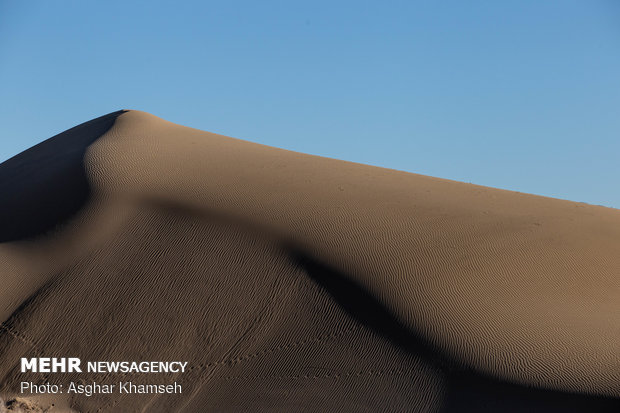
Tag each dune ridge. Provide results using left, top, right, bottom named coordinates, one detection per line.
left=0, top=111, right=618, bottom=412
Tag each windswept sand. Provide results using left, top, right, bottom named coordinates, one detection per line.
left=0, top=111, right=618, bottom=412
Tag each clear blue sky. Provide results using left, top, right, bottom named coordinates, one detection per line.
left=1, top=1, right=619, bottom=208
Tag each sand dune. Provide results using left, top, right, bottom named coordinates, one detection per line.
left=0, top=111, right=618, bottom=412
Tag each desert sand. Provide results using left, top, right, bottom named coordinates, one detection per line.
left=0, top=110, right=618, bottom=412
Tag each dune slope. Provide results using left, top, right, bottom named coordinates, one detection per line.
left=0, top=111, right=618, bottom=412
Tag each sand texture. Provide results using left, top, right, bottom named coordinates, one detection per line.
left=0, top=111, right=618, bottom=412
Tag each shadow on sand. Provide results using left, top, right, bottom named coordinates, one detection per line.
left=0, top=110, right=126, bottom=242
left=293, top=251, right=620, bottom=412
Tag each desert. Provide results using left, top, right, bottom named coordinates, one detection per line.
left=0, top=110, right=618, bottom=412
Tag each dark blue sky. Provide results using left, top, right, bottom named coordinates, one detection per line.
left=2, top=1, right=619, bottom=208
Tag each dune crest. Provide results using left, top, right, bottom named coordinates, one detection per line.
left=1, top=111, right=618, bottom=411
